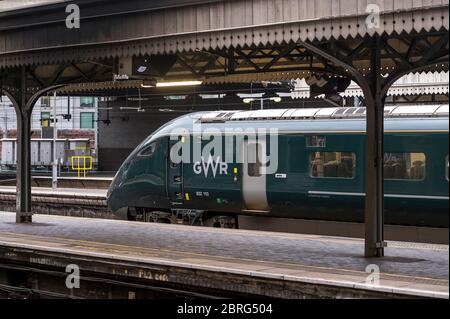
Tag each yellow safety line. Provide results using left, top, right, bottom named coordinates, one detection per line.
left=0, top=230, right=446, bottom=283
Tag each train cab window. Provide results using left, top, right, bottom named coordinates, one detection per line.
left=310, top=152, right=356, bottom=179
left=139, top=142, right=157, bottom=157
left=384, top=153, right=426, bottom=181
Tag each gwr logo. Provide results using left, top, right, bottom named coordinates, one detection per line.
left=193, top=156, right=228, bottom=178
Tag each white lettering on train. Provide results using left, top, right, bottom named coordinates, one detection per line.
left=193, top=156, right=228, bottom=178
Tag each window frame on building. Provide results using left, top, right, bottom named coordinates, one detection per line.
left=40, top=96, right=51, bottom=108
left=80, top=97, right=95, bottom=108
left=40, top=112, right=51, bottom=128
left=80, top=112, right=94, bottom=130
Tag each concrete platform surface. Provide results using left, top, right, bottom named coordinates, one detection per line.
left=0, top=212, right=448, bottom=298
left=0, top=187, right=447, bottom=244
left=0, top=186, right=107, bottom=198
left=33, top=176, right=113, bottom=181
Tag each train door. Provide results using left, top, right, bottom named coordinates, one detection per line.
left=167, top=137, right=184, bottom=206
left=242, top=139, right=270, bottom=212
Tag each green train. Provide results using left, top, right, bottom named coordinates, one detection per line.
left=107, top=104, right=449, bottom=228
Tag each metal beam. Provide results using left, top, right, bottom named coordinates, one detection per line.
left=263, top=44, right=297, bottom=71
left=15, top=66, right=32, bottom=223
left=176, top=56, right=199, bottom=76
left=300, top=39, right=386, bottom=257
left=234, top=49, right=261, bottom=72
left=3, top=69, right=65, bottom=224
left=364, top=36, right=385, bottom=257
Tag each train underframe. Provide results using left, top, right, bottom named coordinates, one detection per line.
left=124, top=201, right=449, bottom=229
left=129, top=207, right=239, bottom=228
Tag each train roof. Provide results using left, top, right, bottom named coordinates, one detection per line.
left=140, top=104, right=449, bottom=147
left=198, top=104, right=449, bottom=123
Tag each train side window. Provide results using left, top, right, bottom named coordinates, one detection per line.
left=248, top=159, right=262, bottom=177
left=384, top=153, right=426, bottom=181
left=248, top=142, right=262, bottom=177
left=310, top=152, right=356, bottom=179
left=139, top=142, right=157, bottom=157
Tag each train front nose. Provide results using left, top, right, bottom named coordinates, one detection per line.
left=106, top=169, right=120, bottom=200
left=106, top=169, right=129, bottom=219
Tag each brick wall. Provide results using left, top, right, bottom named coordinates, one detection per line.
left=4, top=130, right=42, bottom=139
left=58, top=130, right=95, bottom=148
left=57, top=130, right=94, bottom=139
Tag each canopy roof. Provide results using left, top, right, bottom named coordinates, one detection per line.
left=0, top=0, right=69, bottom=13
left=0, top=0, right=448, bottom=68
left=291, top=71, right=450, bottom=99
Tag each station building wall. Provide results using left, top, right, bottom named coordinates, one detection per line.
left=97, top=108, right=180, bottom=171
left=0, top=96, right=98, bottom=162
left=96, top=97, right=334, bottom=171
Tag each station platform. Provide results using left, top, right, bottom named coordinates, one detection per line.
left=0, top=187, right=110, bottom=220
left=0, top=186, right=447, bottom=244
left=0, top=212, right=447, bottom=299
left=0, top=186, right=106, bottom=208
left=0, top=185, right=106, bottom=198
left=0, top=175, right=112, bottom=189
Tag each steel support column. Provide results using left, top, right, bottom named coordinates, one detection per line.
left=300, top=38, right=386, bottom=257
left=2, top=67, right=64, bottom=223
left=15, top=104, right=33, bottom=223
left=1, top=71, right=32, bottom=222
left=363, top=37, right=385, bottom=257
left=14, top=66, right=33, bottom=223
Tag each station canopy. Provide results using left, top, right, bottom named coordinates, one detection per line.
left=1, top=0, right=448, bottom=258
left=0, top=0, right=448, bottom=94
left=290, top=71, right=450, bottom=99
left=0, top=0, right=70, bottom=12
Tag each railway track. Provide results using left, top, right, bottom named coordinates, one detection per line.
left=0, top=173, right=113, bottom=188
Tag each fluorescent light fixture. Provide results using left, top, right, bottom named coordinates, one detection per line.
left=238, top=93, right=265, bottom=98
left=277, top=92, right=293, bottom=98
left=199, top=94, right=226, bottom=99
left=137, top=66, right=148, bottom=73
left=164, top=95, right=188, bottom=101
left=156, top=80, right=203, bottom=87
left=141, top=80, right=156, bottom=88
left=243, top=98, right=255, bottom=104
left=120, top=107, right=145, bottom=112
left=270, top=97, right=282, bottom=103
left=127, top=97, right=149, bottom=101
